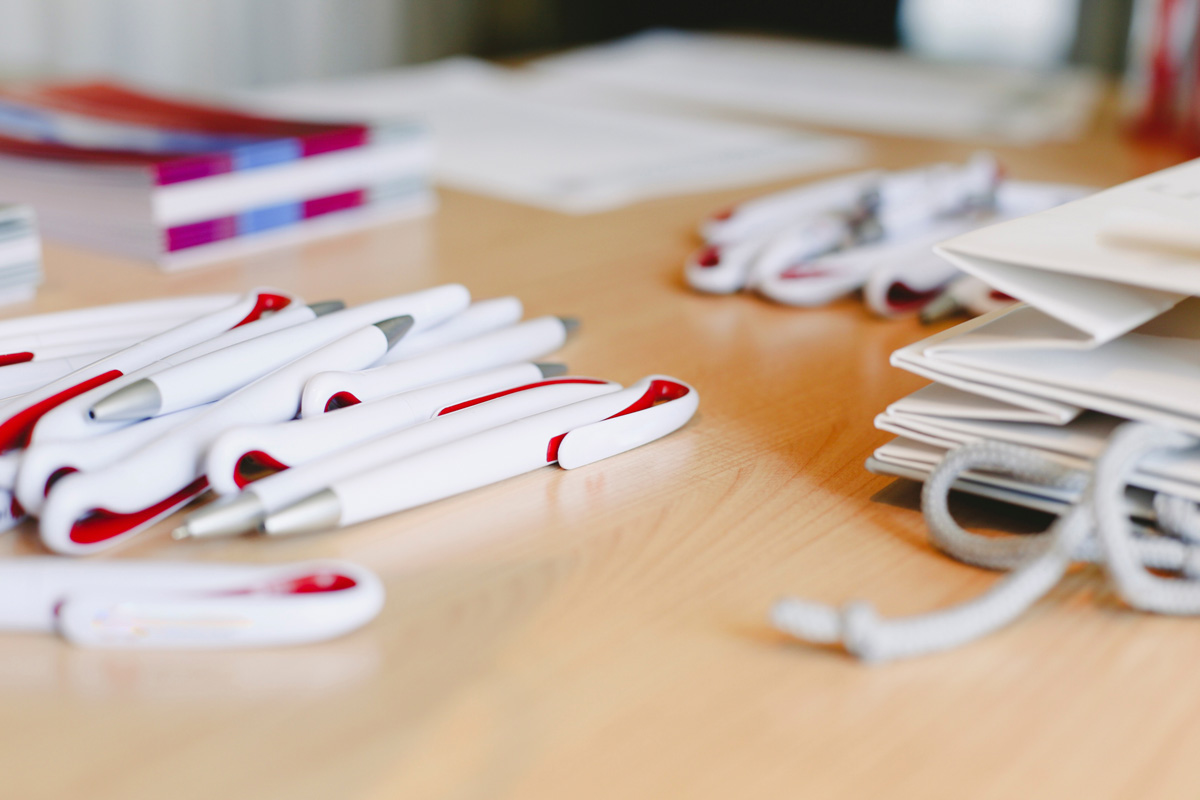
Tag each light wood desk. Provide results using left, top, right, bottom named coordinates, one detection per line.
left=0, top=108, right=1194, bottom=800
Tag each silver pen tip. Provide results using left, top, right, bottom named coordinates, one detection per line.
left=535, top=362, right=568, bottom=378
left=171, top=525, right=190, bottom=541
left=558, top=316, right=580, bottom=335
left=375, top=315, right=415, bottom=349
left=308, top=300, right=346, bottom=316
left=88, top=379, right=163, bottom=422
left=262, top=489, right=342, bottom=537
left=178, top=493, right=267, bottom=539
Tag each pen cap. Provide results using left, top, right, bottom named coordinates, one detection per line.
left=557, top=376, right=698, bottom=469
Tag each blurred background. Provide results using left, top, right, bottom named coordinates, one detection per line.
left=0, top=0, right=1136, bottom=93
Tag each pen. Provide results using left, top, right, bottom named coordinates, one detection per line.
left=14, top=406, right=206, bottom=516
left=261, top=375, right=697, bottom=536
left=201, top=361, right=568, bottom=496
left=381, top=296, right=524, bottom=363
left=700, top=169, right=880, bottom=246
left=0, top=288, right=296, bottom=454
left=300, top=315, right=577, bottom=415
left=0, top=318, right=196, bottom=364
left=2, top=337, right=154, bottom=368
left=87, top=284, right=470, bottom=423
left=180, top=375, right=620, bottom=539
left=38, top=316, right=414, bottom=556
left=0, top=292, right=241, bottom=344
left=0, top=558, right=384, bottom=649
left=24, top=298, right=337, bottom=449
left=0, top=350, right=116, bottom=401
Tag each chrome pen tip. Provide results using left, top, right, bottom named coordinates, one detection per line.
left=535, top=362, right=568, bottom=378
left=178, top=493, right=267, bottom=539
left=558, top=316, right=580, bottom=336
left=88, top=379, right=163, bottom=422
left=171, top=525, right=190, bottom=541
left=308, top=300, right=346, bottom=316
left=262, top=489, right=342, bottom=537
left=375, top=315, right=415, bottom=349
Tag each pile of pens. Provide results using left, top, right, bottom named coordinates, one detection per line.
left=685, top=153, right=1092, bottom=321
left=0, top=287, right=699, bottom=557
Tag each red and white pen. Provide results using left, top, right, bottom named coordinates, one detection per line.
left=0, top=293, right=242, bottom=366
left=22, top=298, right=336, bottom=449
left=0, top=288, right=296, bottom=454
left=261, top=375, right=698, bottom=536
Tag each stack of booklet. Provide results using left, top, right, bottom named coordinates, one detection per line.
left=0, top=82, right=432, bottom=269
left=0, top=204, right=41, bottom=306
left=868, top=156, right=1200, bottom=515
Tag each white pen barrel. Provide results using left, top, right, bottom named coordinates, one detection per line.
left=9, top=338, right=140, bottom=363
left=16, top=406, right=206, bottom=515
left=205, top=362, right=544, bottom=494
left=301, top=316, right=569, bottom=416
left=0, top=288, right=294, bottom=454
left=27, top=300, right=314, bottom=446
left=255, top=379, right=620, bottom=515
left=151, top=284, right=468, bottom=417
left=57, top=563, right=383, bottom=649
left=0, top=558, right=264, bottom=632
left=0, top=351, right=112, bottom=400
left=0, top=293, right=239, bottom=341
left=0, top=317, right=180, bottom=355
left=381, top=296, right=523, bottom=363
left=333, top=382, right=645, bottom=526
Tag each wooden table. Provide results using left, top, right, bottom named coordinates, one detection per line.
left=1, top=105, right=1195, bottom=800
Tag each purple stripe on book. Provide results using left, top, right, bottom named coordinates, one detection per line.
left=300, top=126, right=369, bottom=157
left=154, top=153, right=235, bottom=186
left=303, top=189, right=365, bottom=219
left=165, top=215, right=238, bottom=252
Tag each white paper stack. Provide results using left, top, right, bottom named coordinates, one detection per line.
left=254, top=58, right=864, bottom=214
left=0, top=204, right=41, bottom=306
left=868, top=156, right=1200, bottom=513
left=534, top=30, right=1102, bottom=145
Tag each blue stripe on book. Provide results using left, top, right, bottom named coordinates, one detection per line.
left=231, top=138, right=303, bottom=170
left=237, top=201, right=302, bottom=234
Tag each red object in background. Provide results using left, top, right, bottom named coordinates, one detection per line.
left=1127, top=0, right=1200, bottom=157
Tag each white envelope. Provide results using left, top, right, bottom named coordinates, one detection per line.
left=874, top=383, right=1200, bottom=502
left=935, top=157, right=1200, bottom=343
left=892, top=297, right=1200, bottom=435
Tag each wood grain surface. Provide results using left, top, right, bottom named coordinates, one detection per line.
left=0, top=101, right=1195, bottom=800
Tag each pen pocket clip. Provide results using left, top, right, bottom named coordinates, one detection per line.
left=554, top=376, right=698, bottom=469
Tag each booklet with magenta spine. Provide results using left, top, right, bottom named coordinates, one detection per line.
left=0, top=81, right=433, bottom=267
